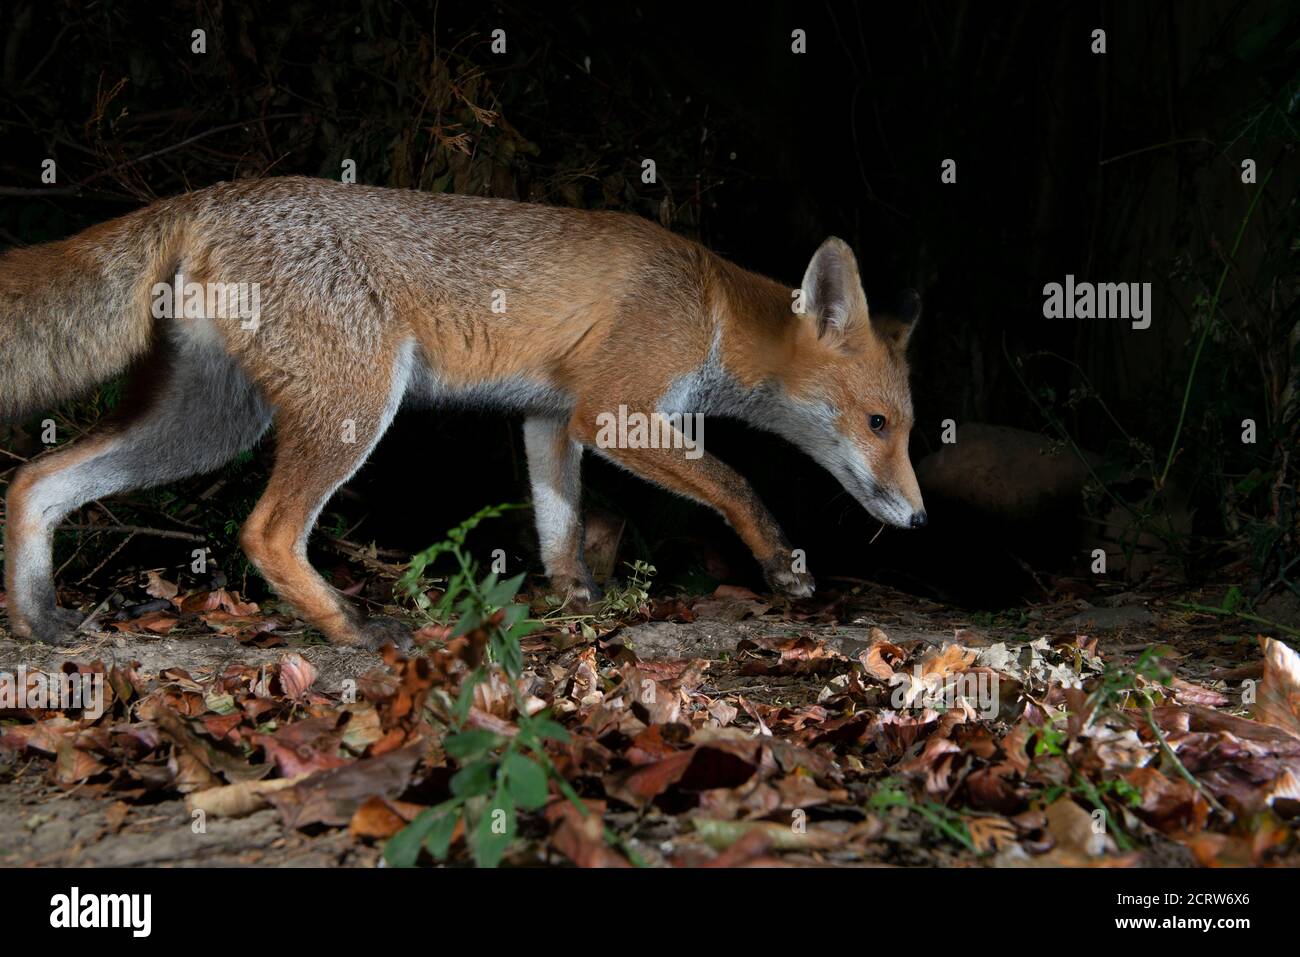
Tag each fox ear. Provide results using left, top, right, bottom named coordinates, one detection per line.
left=799, top=237, right=869, bottom=339
left=898, top=288, right=922, bottom=325
left=875, top=288, right=922, bottom=352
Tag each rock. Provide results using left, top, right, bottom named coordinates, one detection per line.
left=915, top=423, right=1098, bottom=522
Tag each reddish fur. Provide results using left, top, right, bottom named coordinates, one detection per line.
left=2, top=177, right=922, bottom=647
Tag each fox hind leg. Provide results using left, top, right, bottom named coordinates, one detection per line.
left=4, top=340, right=272, bottom=644
left=523, top=416, right=599, bottom=602
left=239, top=342, right=415, bottom=651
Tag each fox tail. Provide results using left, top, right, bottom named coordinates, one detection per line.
left=0, top=204, right=189, bottom=423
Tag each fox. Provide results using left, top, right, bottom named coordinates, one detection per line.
left=0, top=176, right=925, bottom=650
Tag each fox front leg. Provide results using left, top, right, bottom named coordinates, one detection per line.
left=523, top=416, right=601, bottom=603
left=572, top=411, right=813, bottom=600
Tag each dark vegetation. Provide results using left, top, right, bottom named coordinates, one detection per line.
left=0, top=0, right=1296, bottom=621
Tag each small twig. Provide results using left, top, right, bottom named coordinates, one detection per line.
left=340, top=513, right=371, bottom=542
left=1008, top=552, right=1053, bottom=600
left=57, top=523, right=206, bottom=543
left=76, top=593, right=118, bottom=634
left=0, top=114, right=308, bottom=198
left=55, top=530, right=104, bottom=578
left=1098, top=137, right=1215, bottom=166
left=1143, top=705, right=1234, bottom=823
left=1172, top=600, right=1300, bottom=639
left=321, top=535, right=409, bottom=562
left=76, top=533, right=136, bottom=586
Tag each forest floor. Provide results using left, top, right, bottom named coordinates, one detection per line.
left=1, top=577, right=1298, bottom=868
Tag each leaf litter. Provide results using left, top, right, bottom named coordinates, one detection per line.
left=2, top=581, right=1300, bottom=868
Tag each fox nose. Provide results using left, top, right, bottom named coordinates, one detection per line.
left=909, top=510, right=928, bottom=529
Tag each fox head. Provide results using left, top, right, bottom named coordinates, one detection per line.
left=770, top=237, right=926, bottom=530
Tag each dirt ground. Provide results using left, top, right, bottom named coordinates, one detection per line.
left=2, top=580, right=1271, bottom=868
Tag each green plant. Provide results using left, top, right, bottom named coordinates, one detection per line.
left=397, top=502, right=525, bottom=622
left=385, top=712, right=571, bottom=868
left=1016, top=650, right=1178, bottom=852
left=1086, top=647, right=1234, bottom=825
left=1172, top=589, right=1300, bottom=639
left=868, top=778, right=976, bottom=853
left=598, top=559, right=657, bottom=618
left=386, top=505, right=641, bottom=867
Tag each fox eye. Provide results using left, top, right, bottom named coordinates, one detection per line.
left=869, top=414, right=887, bottom=433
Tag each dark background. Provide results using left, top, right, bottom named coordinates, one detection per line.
left=1, top=0, right=1296, bottom=610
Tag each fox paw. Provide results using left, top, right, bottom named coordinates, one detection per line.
left=763, top=562, right=816, bottom=601
left=550, top=574, right=604, bottom=610
left=28, top=606, right=86, bottom=645
left=359, top=616, right=415, bottom=654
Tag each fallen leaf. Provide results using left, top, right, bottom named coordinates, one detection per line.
left=967, top=816, right=1018, bottom=854
left=269, top=744, right=422, bottom=829
left=103, top=801, right=131, bottom=834
left=1255, top=637, right=1300, bottom=739
left=691, top=818, right=843, bottom=851
left=186, top=773, right=312, bottom=818
left=1122, top=766, right=1209, bottom=832
left=108, top=610, right=179, bottom=635
left=860, top=628, right=906, bottom=682
left=1043, top=797, right=1110, bottom=857
left=143, top=570, right=179, bottom=600
left=545, top=799, right=629, bottom=867
left=349, top=795, right=424, bottom=840
left=279, top=653, right=318, bottom=699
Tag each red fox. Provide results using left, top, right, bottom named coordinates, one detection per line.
left=1, top=177, right=925, bottom=649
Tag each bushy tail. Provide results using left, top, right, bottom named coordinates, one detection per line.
left=0, top=203, right=189, bottom=423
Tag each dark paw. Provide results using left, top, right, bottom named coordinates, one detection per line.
left=28, top=606, right=86, bottom=645
left=556, top=574, right=600, bottom=613
left=359, top=616, right=415, bottom=653
left=551, top=575, right=603, bottom=612
left=762, top=558, right=816, bottom=601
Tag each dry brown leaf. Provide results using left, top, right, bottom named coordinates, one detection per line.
left=268, top=744, right=422, bottom=829
left=860, top=628, right=906, bottom=682
left=103, top=801, right=131, bottom=834
left=279, top=653, right=318, bottom=699
left=967, top=816, right=1018, bottom=853
left=1168, top=676, right=1230, bottom=708
left=545, top=799, right=629, bottom=867
left=705, top=697, right=738, bottom=727
left=1043, top=797, right=1110, bottom=857
left=53, top=738, right=105, bottom=786
left=186, top=773, right=312, bottom=818
left=180, top=588, right=259, bottom=616
left=108, top=610, right=179, bottom=634
left=713, top=584, right=763, bottom=602
left=920, top=642, right=979, bottom=680
left=143, top=570, right=179, bottom=600
left=349, top=795, right=424, bottom=840
left=1255, top=637, right=1300, bottom=739
left=1122, top=766, right=1209, bottom=832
